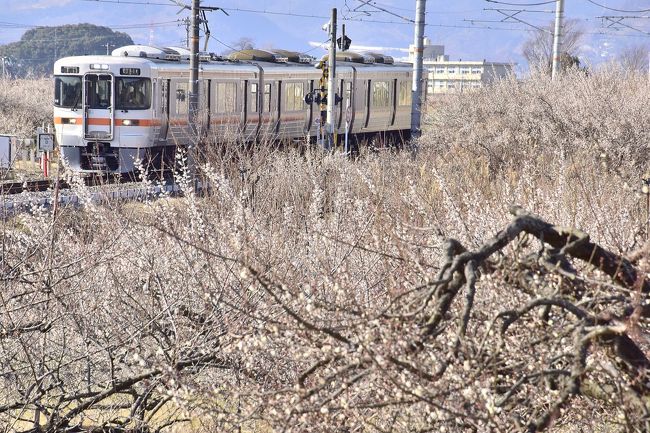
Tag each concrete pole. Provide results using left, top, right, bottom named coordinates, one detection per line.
left=326, top=8, right=337, bottom=149
left=551, top=0, right=565, bottom=80
left=411, top=0, right=426, bottom=141
left=188, top=0, right=200, bottom=186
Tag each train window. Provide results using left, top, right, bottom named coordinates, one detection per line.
left=284, top=82, right=304, bottom=111
left=116, top=77, right=151, bottom=110
left=344, top=81, right=352, bottom=107
left=215, top=82, right=237, bottom=113
left=85, top=74, right=112, bottom=109
left=250, top=83, right=258, bottom=113
left=54, top=75, right=81, bottom=108
left=175, top=82, right=188, bottom=115
left=264, top=83, right=272, bottom=112
left=371, top=81, right=390, bottom=108
left=398, top=81, right=411, bottom=106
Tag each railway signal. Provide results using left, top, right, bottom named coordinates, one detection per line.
left=337, top=35, right=351, bottom=51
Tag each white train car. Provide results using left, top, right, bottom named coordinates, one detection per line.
left=53, top=45, right=412, bottom=174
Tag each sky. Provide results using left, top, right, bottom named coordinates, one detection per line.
left=1, top=0, right=650, bottom=72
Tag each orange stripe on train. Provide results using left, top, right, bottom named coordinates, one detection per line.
left=54, top=118, right=160, bottom=127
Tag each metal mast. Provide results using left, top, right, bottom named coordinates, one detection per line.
left=551, top=0, right=565, bottom=79
left=326, top=8, right=337, bottom=149
left=410, top=0, right=426, bottom=141
left=188, top=0, right=200, bottom=184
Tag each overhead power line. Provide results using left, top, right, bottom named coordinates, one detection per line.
left=53, top=0, right=647, bottom=41
left=598, top=15, right=650, bottom=36
left=475, top=8, right=553, bottom=33
left=485, top=0, right=557, bottom=6
left=0, top=20, right=180, bottom=30
left=349, top=0, right=414, bottom=23
left=81, top=0, right=175, bottom=5
left=586, top=0, right=650, bottom=13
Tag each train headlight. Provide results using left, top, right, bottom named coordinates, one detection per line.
left=122, top=119, right=132, bottom=126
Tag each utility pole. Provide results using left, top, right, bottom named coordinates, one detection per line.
left=326, top=7, right=337, bottom=150
left=188, top=0, right=200, bottom=186
left=410, top=0, right=427, bottom=143
left=181, top=17, right=191, bottom=48
left=551, top=0, right=565, bottom=80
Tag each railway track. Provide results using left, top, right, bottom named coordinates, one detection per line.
left=0, top=179, right=57, bottom=195
left=1, top=172, right=172, bottom=196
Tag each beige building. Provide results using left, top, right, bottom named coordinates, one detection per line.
left=408, top=39, right=515, bottom=94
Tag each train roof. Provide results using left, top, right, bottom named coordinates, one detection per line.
left=54, top=45, right=412, bottom=76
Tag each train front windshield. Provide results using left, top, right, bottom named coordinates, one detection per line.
left=54, top=76, right=82, bottom=108
left=116, top=78, right=151, bottom=110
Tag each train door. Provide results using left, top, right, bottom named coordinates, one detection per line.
left=306, top=80, right=314, bottom=134
left=390, top=78, right=397, bottom=127
left=276, top=80, right=283, bottom=135
left=237, top=80, right=248, bottom=131
left=260, top=81, right=276, bottom=139
left=244, top=80, right=261, bottom=140
left=82, top=73, right=114, bottom=140
left=364, top=80, right=371, bottom=128
left=343, top=80, right=354, bottom=130
left=159, top=79, right=170, bottom=141
left=200, top=79, right=210, bottom=133
left=337, top=78, right=344, bottom=130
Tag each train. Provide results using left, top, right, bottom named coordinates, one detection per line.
left=53, top=45, right=413, bottom=174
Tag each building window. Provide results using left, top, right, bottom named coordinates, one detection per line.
left=435, top=68, right=445, bottom=74
left=398, top=81, right=411, bottom=106
left=460, top=67, right=471, bottom=74
left=284, top=82, right=304, bottom=111
left=472, top=67, right=483, bottom=74
left=447, top=67, right=456, bottom=74
left=371, top=81, right=390, bottom=108
left=215, top=82, right=237, bottom=113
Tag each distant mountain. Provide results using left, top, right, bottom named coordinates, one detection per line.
left=0, top=24, right=133, bottom=78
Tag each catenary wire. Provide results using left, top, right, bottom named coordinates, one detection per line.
left=485, top=0, right=557, bottom=6
left=12, top=0, right=647, bottom=40
left=585, top=0, right=650, bottom=13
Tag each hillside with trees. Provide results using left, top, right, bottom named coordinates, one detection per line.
left=0, top=24, right=133, bottom=77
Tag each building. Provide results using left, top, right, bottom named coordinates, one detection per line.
left=408, top=39, right=515, bottom=95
